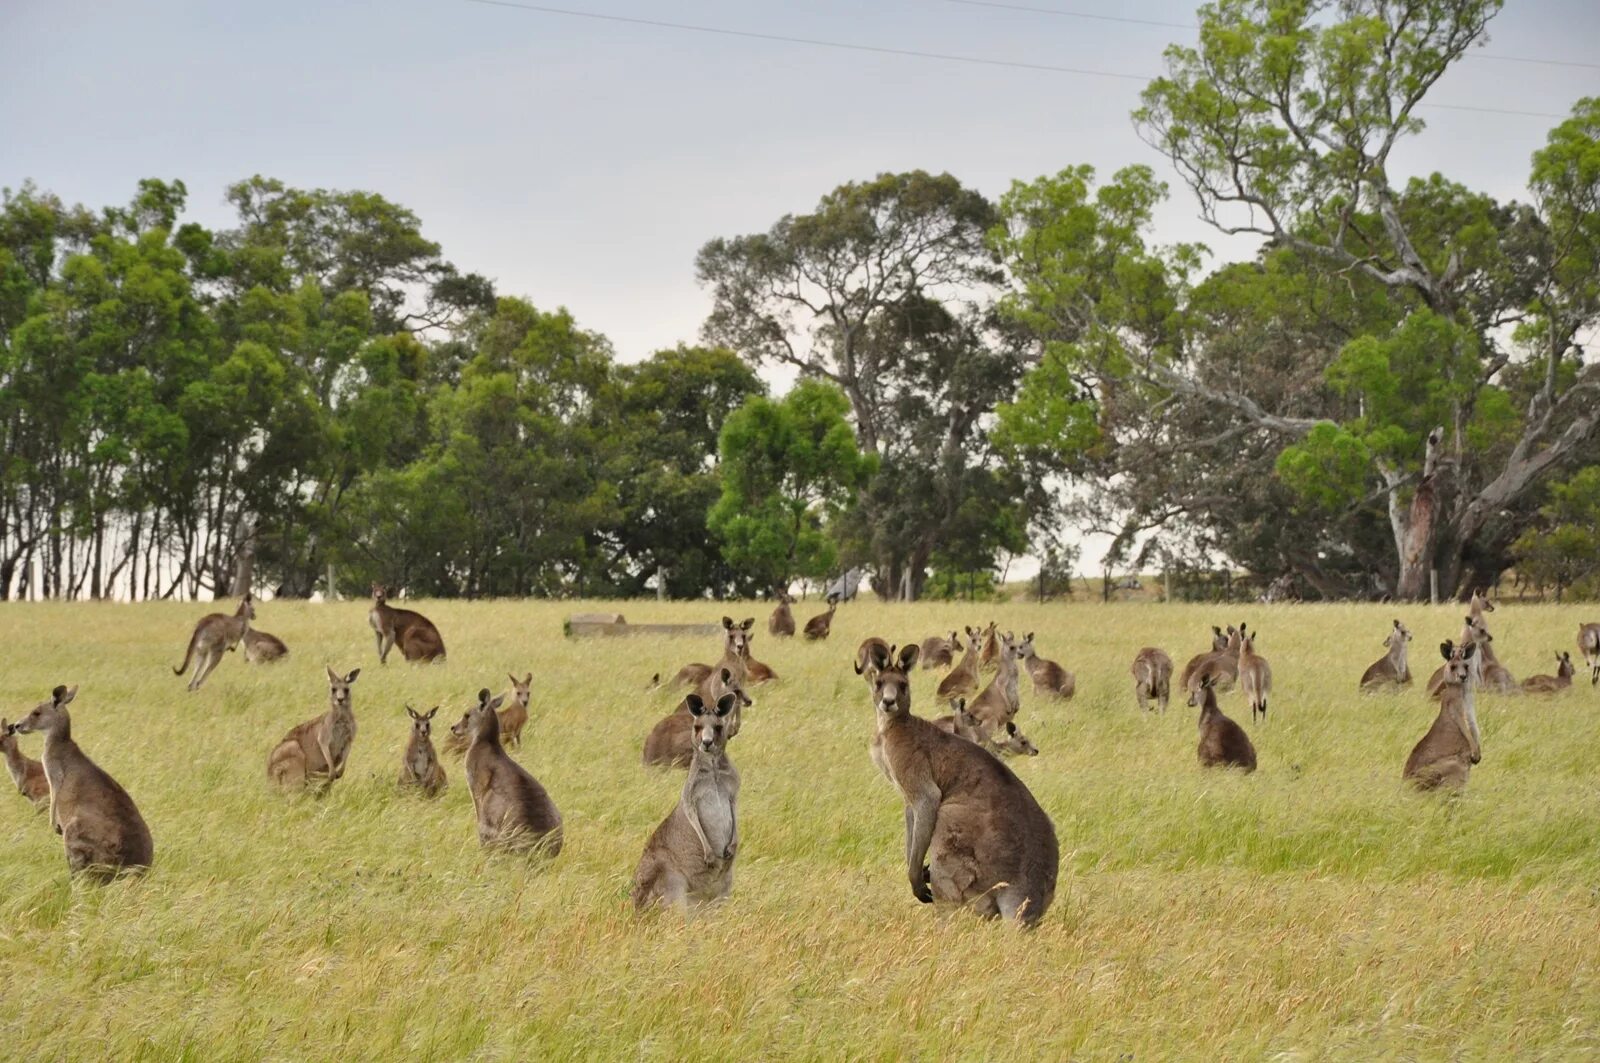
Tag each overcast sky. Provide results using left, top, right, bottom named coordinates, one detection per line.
left=4, top=0, right=1598, bottom=575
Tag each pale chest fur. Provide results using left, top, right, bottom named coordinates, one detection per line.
left=685, top=760, right=738, bottom=857
left=325, top=707, right=356, bottom=758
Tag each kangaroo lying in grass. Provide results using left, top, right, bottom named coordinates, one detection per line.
left=1521, top=652, right=1575, bottom=695
left=870, top=644, right=1059, bottom=926
left=1406, top=641, right=1481, bottom=791
left=643, top=668, right=752, bottom=769
left=932, top=699, right=1039, bottom=757
left=632, top=690, right=741, bottom=910
left=173, top=594, right=255, bottom=691
left=267, top=667, right=360, bottom=792
left=740, top=633, right=778, bottom=685
left=368, top=583, right=446, bottom=664
left=1, top=717, right=50, bottom=810
left=1190, top=674, right=1256, bottom=773
left=1131, top=647, right=1172, bottom=713
left=243, top=627, right=289, bottom=664
left=464, top=689, right=562, bottom=855
left=12, top=685, right=153, bottom=879
left=919, top=631, right=963, bottom=670
left=1359, top=619, right=1412, bottom=692
left=398, top=706, right=447, bottom=797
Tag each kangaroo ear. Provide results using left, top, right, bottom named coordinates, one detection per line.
left=1025, top=631, right=1034, bottom=643
left=345, top=669, right=360, bottom=684
left=1006, top=721, right=1018, bottom=735
left=487, top=694, right=506, bottom=712
left=899, top=644, right=920, bottom=671
left=722, top=616, right=734, bottom=629
left=1462, top=642, right=1476, bottom=660
left=1393, top=618, right=1401, bottom=628
left=685, top=694, right=706, bottom=717
left=427, top=706, right=439, bottom=720
left=715, top=693, right=737, bottom=717
left=406, top=706, right=419, bottom=720
left=1439, top=641, right=1453, bottom=661
left=741, top=618, right=754, bottom=630
left=522, top=672, right=532, bottom=685
left=325, top=666, right=340, bottom=684
left=1212, top=625, right=1222, bottom=636
left=478, top=688, right=492, bottom=706
left=720, top=667, right=733, bottom=684
left=954, top=698, right=966, bottom=712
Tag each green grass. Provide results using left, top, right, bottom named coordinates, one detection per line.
left=1, top=599, right=1598, bottom=1060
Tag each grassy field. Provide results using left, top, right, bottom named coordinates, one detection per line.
left=1, top=598, right=1598, bottom=1060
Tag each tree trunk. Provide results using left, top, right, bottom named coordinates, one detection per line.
left=1395, top=427, right=1444, bottom=600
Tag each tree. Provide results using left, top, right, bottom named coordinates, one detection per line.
left=708, top=380, right=875, bottom=590
left=1512, top=467, right=1600, bottom=600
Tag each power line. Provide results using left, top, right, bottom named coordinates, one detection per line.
left=464, top=0, right=1572, bottom=118
left=940, top=0, right=1600, bottom=72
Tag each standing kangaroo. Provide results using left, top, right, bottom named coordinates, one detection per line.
left=1180, top=625, right=1232, bottom=692
left=1579, top=623, right=1600, bottom=686
left=1187, top=624, right=1244, bottom=695
left=1, top=718, right=50, bottom=810
left=976, top=622, right=1001, bottom=672
left=869, top=644, right=1059, bottom=926
left=1359, top=620, right=1413, bottom=692
left=1237, top=627, right=1272, bottom=723
left=672, top=617, right=752, bottom=689
left=1521, top=652, right=1576, bottom=694
left=854, top=636, right=892, bottom=685
left=368, top=584, right=446, bottom=664
left=464, top=688, right=562, bottom=855
left=242, top=627, right=289, bottom=664
left=644, top=668, right=752, bottom=769
left=498, top=673, right=533, bottom=748
left=267, top=667, right=361, bottom=791
left=1468, top=588, right=1495, bottom=625
left=1018, top=633, right=1075, bottom=700
left=1131, top=647, right=1173, bottom=713
left=967, top=631, right=1021, bottom=728
left=919, top=631, right=963, bottom=670
left=11, top=685, right=153, bottom=879
left=803, top=595, right=839, bottom=640
left=397, top=705, right=447, bottom=797
left=935, top=626, right=983, bottom=703
left=1190, top=674, right=1256, bottom=773
left=631, top=690, right=741, bottom=910
left=1405, top=641, right=1481, bottom=791
left=173, top=595, right=255, bottom=691
left=768, top=589, right=795, bottom=638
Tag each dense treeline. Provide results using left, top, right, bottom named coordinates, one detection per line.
left=3, top=0, right=1599, bottom=602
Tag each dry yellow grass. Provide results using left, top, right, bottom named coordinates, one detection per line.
left=1, top=598, right=1598, bottom=1059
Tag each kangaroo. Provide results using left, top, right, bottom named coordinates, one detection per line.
left=643, top=668, right=752, bottom=769
left=11, top=685, right=153, bottom=879
left=768, top=588, right=795, bottom=638
left=631, top=690, right=741, bottom=910
left=672, top=617, right=752, bottom=689
left=1405, top=641, right=1481, bottom=791
left=1179, top=625, right=1232, bottom=691
left=1190, top=674, right=1256, bottom=773
left=1521, top=652, right=1575, bottom=695
left=1018, top=633, right=1075, bottom=700
left=935, top=626, right=984, bottom=703
left=1468, top=588, right=1495, bottom=625
left=464, top=688, right=562, bottom=854
left=976, top=622, right=1000, bottom=672
left=869, top=644, right=1058, bottom=926
left=444, top=711, right=472, bottom=757
left=803, top=594, right=839, bottom=640
left=932, top=700, right=1040, bottom=757
left=173, top=594, right=255, bottom=691
left=919, top=631, right=963, bottom=670
left=740, top=634, right=778, bottom=685
left=1426, top=615, right=1486, bottom=697
left=267, top=667, right=361, bottom=791
left=1475, top=618, right=1518, bottom=693
left=1359, top=619, right=1413, bottom=692
left=1187, top=623, right=1244, bottom=696
left=498, top=673, right=533, bottom=748
left=1, top=718, right=50, bottom=810
left=854, top=636, right=892, bottom=685
left=1580, top=623, right=1600, bottom=686
left=1131, top=647, right=1173, bottom=713
left=368, top=583, right=446, bottom=664
left=242, top=627, right=289, bottom=663
left=397, top=706, right=447, bottom=797
left=1238, top=627, right=1272, bottom=724
left=966, top=631, right=1022, bottom=728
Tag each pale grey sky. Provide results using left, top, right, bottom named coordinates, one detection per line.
left=4, top=1, right=1598, bottom=577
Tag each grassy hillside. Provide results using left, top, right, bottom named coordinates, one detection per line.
left=1, top=598, right=1597, bottom=1059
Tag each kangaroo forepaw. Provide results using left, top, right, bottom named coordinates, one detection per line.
left=912, top=867, right=933, bottom=903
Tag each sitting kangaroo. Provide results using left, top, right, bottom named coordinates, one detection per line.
left=1187, top=623, right=1244, bottom=696
left=1179, top=625, right=1232, bottom=692
left=673, top=617, right=752, bottom=689
left=1, top=718, right=50, bottom=810
left=243, top=627, right=289, bottom=664
left=11, top=685, right=153, bottom=879
left=803, top=594, right=839, bottom=640
left=1427, top=616, right=1493, bottom=697
left=1405, top=641, right=1482, bottom=791
left=1190, top=674, right=1256, bottom=773
left=1131, top=647, right=1173, bottom=713
left=498, top=673, right=533, bottom=748
left=869, top=644, right=1058, bottom=926
left=768, top=588, right=795, bottom=638
left=740, top=633, right=778, bottom=685
left=464, top=689, right=562, bottom=854
left=443, top=710, right=472, bottom=757
left=932, top=699, right=1040, bottom=758
left=632, top=690, right=741, bottom=910
left=1521, top=652, right=1575, bottom=695
left=919, top=631, right=963, bottom=671
left=976, top=622, right=1000, bottom=672
left=397, top=706, right=447, bottom=797
left=1018, top=633, right=1075, bottom=700
left=267, top=667, right=360, bottom=792
left=1359, top=619, right=1413, bottom=692
left=966, top=631, right=1021, bottom=729
left=643, top=668, right=752, bottom=769
left=935, top=626, right=983, bottom=703
left=368, top=583, right=446, bottom=664
left=172, top=594, right=255, bottom=691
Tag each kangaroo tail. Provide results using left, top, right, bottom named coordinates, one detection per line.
left=173, top=635, right=196, bottom=676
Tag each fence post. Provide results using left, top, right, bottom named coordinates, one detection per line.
left=1429, top=568, right=1438, bottom=605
